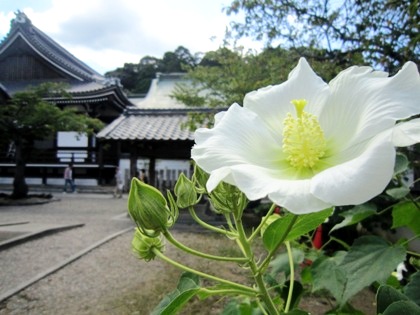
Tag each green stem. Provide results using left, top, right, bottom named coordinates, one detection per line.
left=284, top=241, right=295, bottom=313
left=235, top=214, right=279, bottom=315
left=400, top=234, right=420, bottom=247
left=259, top=215, right=299, bottom=273
left=163, top=230, right=248, bottom=263
left=248, top=203, right=276, bottom=242
left=200, top=288, right=256, bottom=297
left=322, top=236, right=350, bottom=251
left=188, top=206, right=236, bottom=237
left=407, top=250, right=420, bottom=258
left=153, top=248, right=257, bottom=294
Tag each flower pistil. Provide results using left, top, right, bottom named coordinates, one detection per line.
left=282, top=99, right=326, bottom=170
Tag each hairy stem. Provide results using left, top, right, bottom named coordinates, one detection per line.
left=188, top=206, right=236, bottom=237
left=234, top=213, right=279, bottom=314
left=153, top=248, right=257, bottom=294
left=163, top=230, right=248, bottom=263
left=284, top=241, right=295, bottom=313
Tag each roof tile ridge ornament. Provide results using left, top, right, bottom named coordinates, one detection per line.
left=13, top=10, right=30, bottom=26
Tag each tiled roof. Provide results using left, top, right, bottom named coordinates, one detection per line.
left=97, top=108, right=224, bottom=141
left=0, top=12, right=133, bottom=111
left=0, top=11, right=102, bottom=82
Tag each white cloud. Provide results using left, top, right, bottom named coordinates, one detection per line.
left=0, top=0, right=235, bottom=74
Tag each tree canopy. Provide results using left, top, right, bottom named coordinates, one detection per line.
left=224, top=0, right=419, bottom=74
left=171, top=46, right=363, bottom=116
left=0, top=83, right=104, bottom=198
left=105, top=46, right=198, bottom=94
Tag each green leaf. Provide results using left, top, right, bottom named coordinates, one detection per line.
left=222, top=299, right=259, bottom=315
left=392, top=201, right=420, bottom=235
left=310, top=251, right=347, bottom=302
left=325, top=302, right=365, bottom=314
left=330, top=204, right=376, bottom=233
left=394, top=152, right=409, bottom=175
left=386, top=186, right=410, bottom=199
left=404, top=272, right=420, bottom=306
left=280, top=281, right=304, bottom=311
left=151, top=272, right=201, bottom=315
left=382, top=300, right=420, bottom=315
left=263, top=208, right=333, bottom=251
left=339, top=236, right=406, bottom=305
left=269, top=248, right=305, bottom=277
left=376, top=285, right=409, bottom=314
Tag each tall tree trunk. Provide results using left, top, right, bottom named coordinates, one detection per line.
left=12, top=142, right=28, bottom=199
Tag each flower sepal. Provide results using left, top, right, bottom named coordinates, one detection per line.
left=174, top=173, right=199, bottom=208
left=209, top=181, right=248, bottom=217
left=132, top=228, right=164, bottom=261
left=128, top=177, right=175, bottom=236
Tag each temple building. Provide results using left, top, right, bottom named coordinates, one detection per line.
left=0, top=11, right=218, bottom=189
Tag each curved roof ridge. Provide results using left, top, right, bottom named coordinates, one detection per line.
left=3, top=11, right=103, bottom=82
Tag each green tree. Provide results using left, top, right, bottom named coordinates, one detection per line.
left=224, top=0, right=419, bottom=73
left=0, top=83, right=104, bottom=199
left=105, top=46, right=198, bottom=94
left=172, top=46, right=363, bottom=129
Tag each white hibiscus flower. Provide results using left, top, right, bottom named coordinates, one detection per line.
left=192, top=58, right=420, bottom=214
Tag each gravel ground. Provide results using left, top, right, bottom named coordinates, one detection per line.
left=0, top=193, right=237, bottom=315
left=0, top=193, right=376, bottom=315
left=0, top=193, right=137, bottom=314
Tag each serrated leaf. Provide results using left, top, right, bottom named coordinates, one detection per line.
left=392, top=202, right=420, bottom=235
left=263, top=208, right=333, bottom=251
left=330, top=204, right=376, bottom=233
left=338, top=236, right=406, bottom=305
left=310, top=251, right=347, bottom=302
left=376, top=285, right=409, bottom=314
left=151, top=272, right=201, bottom=315
left=404, top=271, right=420, bottom=306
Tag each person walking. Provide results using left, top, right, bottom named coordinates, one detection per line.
left=114, top=166, right=123, bottom=198
left=63, top=163, right=76, bottom=193
left=139, top=169, right=148, bottom=183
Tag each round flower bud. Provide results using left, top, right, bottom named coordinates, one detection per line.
left=174, top=173, right=199, bottom=208
left=128, top=178, right=172, bottom=234
left=132, top=228, right=164, bottom=261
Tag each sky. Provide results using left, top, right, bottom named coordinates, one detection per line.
left=0, top=0, right=258, bottom=75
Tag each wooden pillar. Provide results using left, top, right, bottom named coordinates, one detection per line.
left=149, top=157, right=156, bottom=187
left=130, top=141, right=138, bottom=179
left=97, top=140, right=104, bottom=185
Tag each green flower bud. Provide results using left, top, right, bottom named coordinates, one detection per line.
left=192, top=163, right=210, bottom=194
left=128, top=178, right=173, bottom=235
left=209, top=181, right=248, bottom=216
left=132, top=228, right=164, bottom=261
left=174, top=173, right=199, bottom=208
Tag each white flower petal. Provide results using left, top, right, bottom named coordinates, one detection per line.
left=206, top=164, right=331, bottom=214
left=392, top=118, right=420, bottom=147
left=311, top=134, right=396, bottom=205
left=192, top=103, right=283, bottom=173
left=192, top=58, right=420, bottom=215
left=320, top=61, right=420, bottom=148
left=243, top=58, right=329, bottom=135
